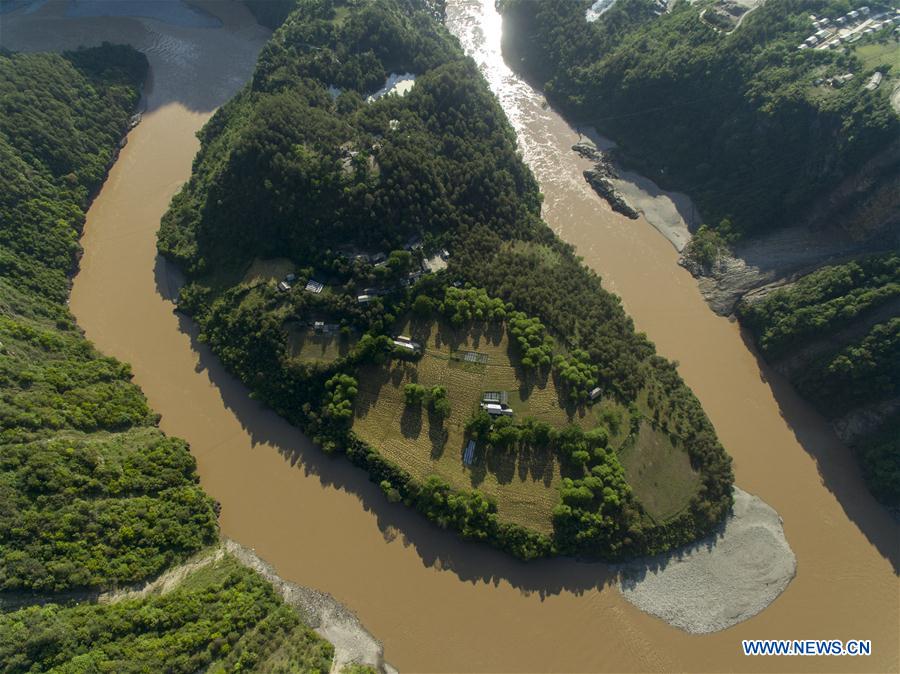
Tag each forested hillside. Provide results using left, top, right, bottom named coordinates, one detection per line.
left=160, top=0, right=734, bottom=561
left=500, top=0, right=900, bottom=241
left=0, top=46, right=221, bottom=593
left=737, top=254, right=900, bottom=507
left=0, top=46, right=343, bottom=672
left=1, top=554, right=336, bottom=673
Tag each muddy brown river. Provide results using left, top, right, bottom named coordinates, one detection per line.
left=2, top=1, right=897, bottom=671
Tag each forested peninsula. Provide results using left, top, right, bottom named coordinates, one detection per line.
left=499, top=0, right=899, bottom=510
left=0, top=45, right=359, bottom=673
left=158, top=0, right=734, bottom=561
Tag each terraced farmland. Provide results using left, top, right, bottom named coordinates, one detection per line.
left=352, top=319, right=576, bottom=532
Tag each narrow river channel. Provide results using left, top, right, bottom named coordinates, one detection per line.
left=2, top=1, right=897, bottom=671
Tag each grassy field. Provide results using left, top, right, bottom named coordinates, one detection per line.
left=287, top=324, right=356, bottom=364
left=353, top=318, right=580, bottom=533
left=855, top=38, right=900, bottom=72
left=619, top=421, right=700, bottom=522
left=242, top=257, right=294, bottom=286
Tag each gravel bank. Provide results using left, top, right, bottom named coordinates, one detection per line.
left=617, top=488, right=796, bottom=634
left=224, top=540, right=396, bottom=674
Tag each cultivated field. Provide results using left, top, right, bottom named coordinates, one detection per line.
left=352, top=317, right=700, bottom=531
left=352, top=318, right=582, bottom=532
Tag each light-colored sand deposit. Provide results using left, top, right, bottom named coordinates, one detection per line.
left=618, top=488, right=797, bottom=634
left=577, top=132, right=698, bottom=251
left=225, top=541, right=396, bottom=674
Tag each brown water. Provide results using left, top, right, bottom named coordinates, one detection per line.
left=3, top=1, right=898, bottom=672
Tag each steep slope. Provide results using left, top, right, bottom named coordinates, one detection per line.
left=500, top=0, right=899, bottom=242
left=0, top=46, right=219, bottom=594
left=737, top=253, right=900, bottom=508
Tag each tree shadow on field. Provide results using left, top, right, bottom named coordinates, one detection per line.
left=468, top=445, right=488, bottom=487
left=427, top=411, right=448, bottom=458
left=485, top=446, right=516, bottom=484
left=346, top=361, right=395, bottom=420
left=400, top=404, right=422, bottom=439
left=517, top=444, right=555, bottom=486
left=510, top=342, right=551, bottom=401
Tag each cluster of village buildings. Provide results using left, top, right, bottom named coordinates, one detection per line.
left=275, top=240, right=450, bottom=307
left=799, top=5, right=900, bottom=55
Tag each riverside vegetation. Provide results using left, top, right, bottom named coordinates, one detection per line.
left=499, top=0, right=899, bottom=510
left=737, top=253, right=900, bottom=507
left=158, top=0, right=734, bottom=561
left=0, top=45, right=354, bottom=672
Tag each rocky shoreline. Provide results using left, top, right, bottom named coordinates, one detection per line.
left=678, top=223, right=898, bottom=315
left=617, top=488, right=796, bottom=634
left=0, top=542, right=395, bottom=674
left=573, top=140, right=641, bottom=220
left=572, top=136, right=696, bottom=250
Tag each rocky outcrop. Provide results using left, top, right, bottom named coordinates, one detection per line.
left=572, top=139, right=603, bottom=163
left=573, top=140, right=641, bottom=220
left=799, top=138, right=900, bottom=241
left=833, top=397, right=900, bottom=445
left=679, top=221, right=899, bottom=315
left=678, top=252, right=775, bottom=315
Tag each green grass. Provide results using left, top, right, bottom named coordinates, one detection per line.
left=855, top=38, right=900, bottom=72
left=287, top=324, right=356, bottom=364
left=574, top=395, right=632, bottom=448
left=499, top=240, right=564, bottom=268
left=619, top=421, right=701, bottom=522
left=353, top=318, right=573, bottom=533
left=332, top=4, right=350, bottom=26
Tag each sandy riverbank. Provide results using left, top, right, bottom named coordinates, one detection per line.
left=107, top=542, right=395, bottom=674
left=224, top=541, right=396, bottom=674
left=576, top=133, right=697, bottom=251
left=618, top=488, right=796, bottom=633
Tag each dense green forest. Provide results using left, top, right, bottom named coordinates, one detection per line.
left=499, top=0, right=899, bottom=240
left=0, top=46, right=343, bottom=672
left=0, top=555, right=335, bottom=673
left=160, top=0, right=733, bottom=560
left=737, top=253, right=899, bottom=358
left=0, top=46, right=221, bottom=593
left=737, top=253, right=900, bottom=507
